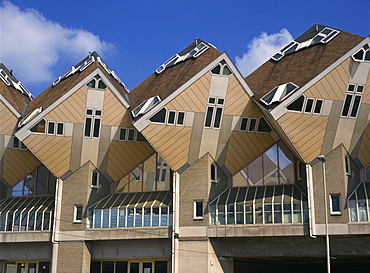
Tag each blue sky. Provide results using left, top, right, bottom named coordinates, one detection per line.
left=0, top=0, right=369, bottom=97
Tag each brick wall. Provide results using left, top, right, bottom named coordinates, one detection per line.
left=56, top=241, right=91, bottom=273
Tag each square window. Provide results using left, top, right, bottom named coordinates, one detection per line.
left=194, top=201, right=204, bottom=219
left=217, top=98, right=225, bottom=105
left=95, top=110, right=102, bottom=116
left=208, top=97, right=216, bottom=104
left=86, top=109, right=93, bottom=115
left=330, top=195, right=341, bottom=214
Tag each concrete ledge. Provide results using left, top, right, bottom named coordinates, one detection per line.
left=207, top=224, right=308, bottom=237
left=0, top=231, right=51, bottom=242
left=84, top=227, right=171, bottom=241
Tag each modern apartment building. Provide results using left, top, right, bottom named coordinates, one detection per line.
left=0, top=24, right=370, bottom=272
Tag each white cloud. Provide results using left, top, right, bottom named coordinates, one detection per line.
left=0, top=1, right=114, bottom=84
left=235, top=29, right=293, bottom=76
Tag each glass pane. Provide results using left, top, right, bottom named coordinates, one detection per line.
left=278, top=143, right=295, bottom=184
left=213, top=107, right=223, bottom=128
left=161, top=207, right=168, bottom=226
left=36, top=212, right=43, bottom=230
left=102, top=261, right=114, bottom=273
left=218, top=205, right=225, bottom=225
left=248, top=155, right=263, bottom=186
left=110, top=208, right=117, bottom=228
left=135, top=207, right=142, bottom=227
left=152, top=207, right=159, bottom=226
left=102, top=209, right=109, bottom=228
left=116, top=261, right=128, bottom=273
left=283, top=203, right=292, bottom=223
left=127, top=208, right=134, bottom=227
left=264, top=204, right=273, bottom=223
left=129, top=262, right=139, bottom=273
left=87, top=79, right=96, bottom=88
left=28, top=212, right=35, bottom=230
left=293, top=202, right=301, bottom=223
left=211, top=64, right=221, bottom=74
left=84, top=117, right=92, bottom=137
left=274, top=204, right=282, bottom=223
left=263, top=145, right=278, bottom=185
left=341, top=94, right=352, bottom=117
left=94, top=209, right=101, bottom=228
left=222, top=65, right=232, bottom=75
left=48, top=122, right=55, bottom=134
left=93, top=118, right=101, bottom=138
left=155, top=261, right=167, bottom=273
left=48, top=174, right=57, bottom=195
left=287, top=95, right=304, bottom=111
left=98, top=80, right=107, bottom=89
left=149, top=108, right=166, bottom=123
left=57, top=123, right=64, bottom=135
left=254, top=203, right=262, bottom=224
left=43, top=211, right=50, bottom=230
left=248, top=118, right=257, bottom=132
left=144, top=208, right=151, bottom=226
left=350, top=95, right=361, bottom=117
left=143, top=262, right=152, bottom=273
left=226, top=204, right=234, bottom=225
left=204, top=107, right=214, bottom=127
left=90, top=261, right=101, bottom=273
left=358, top=200, right=368, bottom=221
left=177, top=112, right=185, bottom=125
left=349, top=200, right=357, bottom=222
left=257, top=117, right=272, bottom=133
left=118, top=208, right=126, bottom=227
left=245, top=204, right=253, bottom=224
left=304, top=99, right=314, bottom=113
left=128, top=129, right=135, bottom=141
left=168, top=111, right=176, bottom=124
left=21, top=213, right=27, bottom=231
left=12, top=180, right=24, bottom=196
left=240, top=118, right=248, bottom=131
left=331, top=195, right=340, bottom=212
left=314, top=100, right=323, bottom=114
left=119, top=128, right=127, bottom=140
left=136, top=132, right=147, bottom=142
left=24, top=171, right=36, bottom=195
left=36, top=165, right=48, bottom=195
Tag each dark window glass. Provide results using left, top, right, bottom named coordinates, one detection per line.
left=86, top=109, right=93, bottom=115
left=240, top=118, right=248, bottom=131
left=314, top=100, right=323, bottom=114
left=155, top=261, right=168, bottom=273
left=93, top=119, right=101, bottom=138
left=13, top=137, right=19, bottom=148
left=119, top=128, right=127, bottom=140
left=217, top=98, right=225, bottom=105
left=211, top=164, right=216, bottom=181
left=98, top=80, right=107, bottom=89
left=30, top=119, right=45, bottom=133
left=354, top=49, right=364, bottom=61
left=75, top=205, right=83, bottom=221
left=249, top=118, right=257, bottom=132
left=87, top=79, right=96, bottom=88
left=95, top=110, right=102, bottom=116
left=143, top=262, right=152, bottom=272
left=128, top=129, right=135, bottom=141
left=257, top=117, right=272, bottom=132
left=222, top=65, right=232, bottom=75
left=365, top=51, right=370, bottom=61
left=102, top=261, right=114, bottom=273
left=208, top=97, right=216, bottom=104
left=43, top=211, right=50, bottom=230
left=21, top=142, right=27, bottom=149
left=24, top=171, right=36, bottom=195
left=348, top=84, right=355, bottom=92
left=48, top=175, right=57, bottom=195
left=357, top=85, right=364, bottom=93
left=84, top=117, right=92, bottom=137
left=136, top=132, right=147, bottom=142
left=149, top=108, right=166, bottom=123
left=205, top=107, right=214, bottom=127
left=331, top=195, right=341, bottom=212
left=129, top=262, right=139, bottom=273
left=211, top=65, right=221, bottom=74
left=213, top=107, right=223, bottom=128
left=168, top=111, right=176, bottom=124
left=92, top=171, right=99, bottom=187
left=36, top=212, right=42, bottom=230
left=304, top=99, right=314, bottom=113
left=48, top=122, right=55, bottom=134
left=195, top=201, right=203, bottom=218
left=177, top=112, right=185, bottom=125
left=90, top=261, right=101, bottom=273
left=341, top=94, right=353, bottom=117
left=57, top=123, right=64, bottom=135
left=36, top=165, right=48, bottom=195
left=287, top=95, right=304, bottom=111
left=350, top=95, right=361, bottom=117
left=116, top=261, right=128, bottom=273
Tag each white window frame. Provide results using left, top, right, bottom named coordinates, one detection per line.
left=204, top=97, right=225, bottom=129
left=211, top=163, right=217, bottom=182
left=47, top=121, right=55, bottom=135
left=330, top=194, right=341, bottom=215
left=341, top=84, right=364, bottom=118
left=92, top=171, right=99, bottom=188
left=194, top=200, right=204, bottom=219
left=74, top=205, right=83, bottom=223
left=84, top=108, right=102, bottom=138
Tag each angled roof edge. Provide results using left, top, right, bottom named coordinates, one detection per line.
left=0, top=93, right=22, bottom=118
left=270, top=36, right=369, bottom=120
left=15, top=67, right=130, bottom=141
left=133, top=52, right=251, bottom=132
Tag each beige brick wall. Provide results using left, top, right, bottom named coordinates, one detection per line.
left=56, top=241, right=91, bottom=273
left=179, top=154, right=230, bottom=227
left=312, top=144, right=360, bottom=224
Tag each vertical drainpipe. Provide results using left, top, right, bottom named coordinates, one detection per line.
left=51, top=179, right=62, bottom=272
left=306, top=164, right=317, bottom=238
left=172, top=172, right=180, bottom=273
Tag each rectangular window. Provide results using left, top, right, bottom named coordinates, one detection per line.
left=48, top=121, right=55, bottom=134
left=13, top=136, right=19, bottom=149
left=74, top=205, right=83, bottom=222
left=84, top=109, right=102, bottom=138
left=92, top=171, right=99, bottom=188
left=313, top=99, right=323, bottom=114
left=119, top=128, right=127, bottom=140
left=248, top=118, right=257, bottom=132
left=345, top=155, right=351, bottom=176
left=194, top=201, right=204, bottom=219
left=204, top=96, right=225, bottom=129
left=211, top=163, right=217, bottom=182
left=341, top=84, right=363, bottom=118
left=57, top=122, right=64, bottom=135
left=168, top=111, right=176, bottom=125
left=177, top=112, right=185, bottom=125
left=240, top=117, right=248, bottom=131
left=330, top=195, right=341, bottom=214
left=128, top=129, right=135, bottom=141
left=304, top=98, right=314, bottom=113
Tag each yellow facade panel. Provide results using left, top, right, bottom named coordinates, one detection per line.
left=304, top=57, right=351, bottom=100
left=103, top=88, right=132, bottom=127
left=0, top=100, right=18, bottom=135
left=279, top=112, right=328, bottom=163
left=224, top=75, right=254, bottom=116
left=165, top=73, right=210, bottom=112
left=363, top=71, right=370, bottom=104
left=45, top=86, right=86, bottom=123
left=358, top=121, right=370, bottom=167
left=3, top=149, right=40, bottom=186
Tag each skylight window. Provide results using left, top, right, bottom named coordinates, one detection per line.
left=352, top=44, right=370, bottom=62
left=271, top=27, right=340, bottom=61
left=132, top=96, right=161, bottom=118
left=156, top=42, right=209, bottom=74
left=261, top=83, right=299, bottom=105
